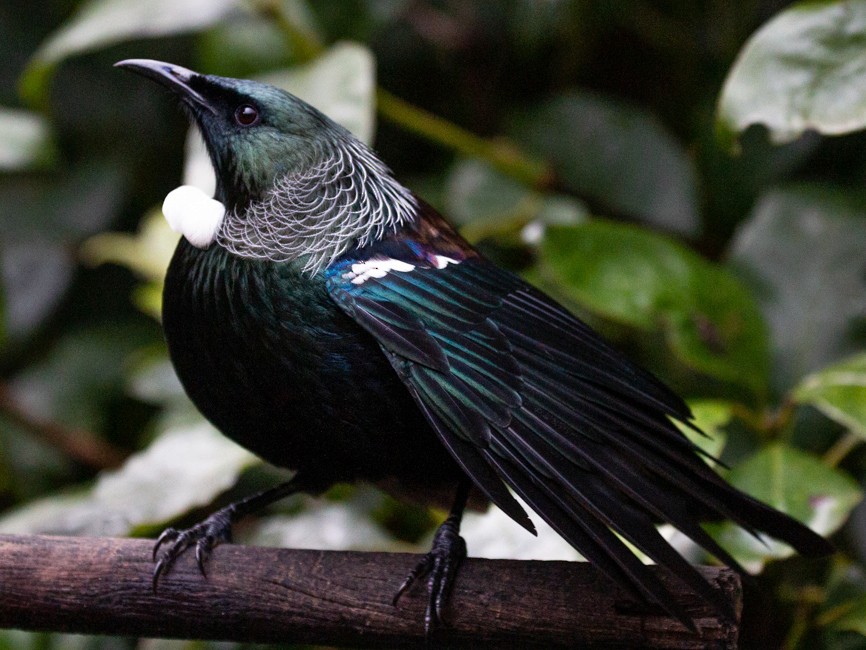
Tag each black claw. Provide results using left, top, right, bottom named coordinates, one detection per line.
left=195, top=538, right=212, bottom=576
left=430, top=534, right=465, bottom=629
left=152, top=558, right=166, bottom=593
left=152, top=530, right=195, bottom=591
left=393, top=516, right=467, bottom=634
left=153, top=527, right=179, bottom=560
left=150, top=510, right=235, bottom=591
left=147, top=483, right=304, bottom=594
left=392, top=555, right=430, bottom=606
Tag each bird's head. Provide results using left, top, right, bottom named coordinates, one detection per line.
left=116, top=59, right=416, bottom=272
left=116, top=59, right=343, bottom=209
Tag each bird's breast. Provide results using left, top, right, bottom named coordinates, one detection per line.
left=161, top=240, right=460, bottom=486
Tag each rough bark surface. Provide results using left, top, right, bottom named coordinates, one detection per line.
left=0, top=534, right=741, bottom=648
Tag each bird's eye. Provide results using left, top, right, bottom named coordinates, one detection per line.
left=234, top=104, right=260, bottom=126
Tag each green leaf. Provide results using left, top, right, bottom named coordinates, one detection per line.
left=817, top=561, right=866, bottom=638
left=2, top=242, right=117, bottom=347
left=0, top=108, right=56, bottom=170
left=19, top=0, right=242, bottom=107
left=0, top=349, right=255, bottom=536
left=794, top=353, right=866, bottom=438
left=539, top=221, right=770, bottom=392
left=444, top=158, right=587, bottom=244
left=81, top=209, right=180, bottom=319
left=98, top=420, right=258, bottom=532
left=260, top=42, right=376, bottom=144
left=81, top=209, right=179, bottom=284
left=711, top=444, right=861, bottom=571
left=181, top=131, right=216, bottom=194
left=0, top=161, right=128, bottom=342
left=0, top=260, right=5, bottom=352
left=8, top=324, right=157, bottom=432
left=511, top=91, right=700, bottom=235
left=729, top=184, right=866, bottom=393
left=0, top=420, right=257, bottom=536
left=446, top=158, right=537, bottom=226
left=829, top=594, right=866, bottom=636
left=0, top=630, right=130, bottom=650
left=126, top=356, right=186, bottom=405
left=717, top=0, right=866, bottom=146
left=197, top=0, right=321, bottom=78
left=0, top=161, right=127, bottom=242
left=0, top=629, right=50, bottom=650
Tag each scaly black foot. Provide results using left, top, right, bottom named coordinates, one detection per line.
left=150, top=479, right=305, bottom=591
left=393, top=481, right=470, bottom=633
left=152, top=506, right=235, bottom=590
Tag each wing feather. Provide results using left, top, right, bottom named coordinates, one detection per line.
left=326, top=249, right=832, bottom=624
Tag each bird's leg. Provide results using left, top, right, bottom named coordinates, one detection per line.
left=393, top=478, right=470, bottom=632
left=152, top=478, right=304, bottom=590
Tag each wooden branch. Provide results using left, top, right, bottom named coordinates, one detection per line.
left=0, top=534, right=740, bottom=648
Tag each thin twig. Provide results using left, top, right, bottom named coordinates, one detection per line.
left=376, top=88, right=552, bottom=188
left=0, top=383, right=127, bottom=469
left=823, top=430, right=862, bottom=468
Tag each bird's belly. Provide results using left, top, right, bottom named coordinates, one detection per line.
left=169, top=313, right=450, bottom=483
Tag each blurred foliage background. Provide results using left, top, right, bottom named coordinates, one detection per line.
left=2, top=0, right=866, bottom=648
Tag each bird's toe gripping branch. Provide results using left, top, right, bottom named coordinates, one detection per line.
left=393, top=509, right=468, bottom=633
left=152, top=508, right=235, bottom=591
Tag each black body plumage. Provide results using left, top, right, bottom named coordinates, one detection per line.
left=117, top=59, right=833, bottom=632
left=163, top=237, right=464, bottom=491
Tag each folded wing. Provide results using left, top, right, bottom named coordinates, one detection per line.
left=326, top=249, right=832, bottom=625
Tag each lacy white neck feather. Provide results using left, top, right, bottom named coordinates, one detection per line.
left=216, top=137, right=417, bottom=274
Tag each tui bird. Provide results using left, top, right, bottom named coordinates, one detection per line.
left=116, top=59, right=833, bottom=631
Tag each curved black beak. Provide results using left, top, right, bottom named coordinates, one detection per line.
left=115, top=59, right=217, bottom=115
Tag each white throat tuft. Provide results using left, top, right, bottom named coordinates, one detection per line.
left=162, top=185, right=226, bottom=249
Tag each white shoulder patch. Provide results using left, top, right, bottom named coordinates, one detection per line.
left=342, top=258, right=415, bottom=285
left=162, top=185, right=226, bottom=249
left=432, top=254, right=460, bottom=269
